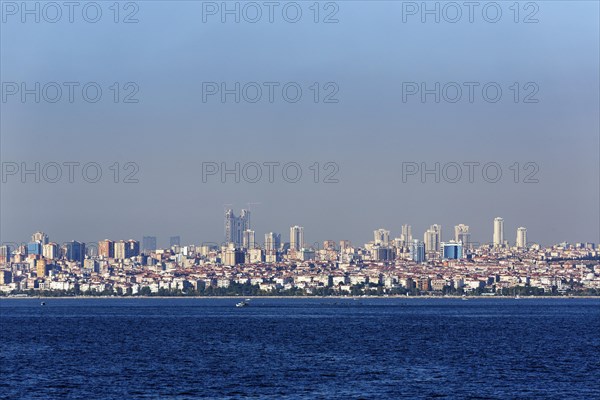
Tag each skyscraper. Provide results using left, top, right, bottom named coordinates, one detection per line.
left=265, top=232, right=281, bottom=251
left=0, top=245, right=11, bottom=264
left=114, top=240, right=139, bottom=259
left=243, top=229, right=255, bottom=249
left=225, top=209, right=251, bottom=246
left=42, top=243, right=59, bottom=260
left=170, top=236, right=181, bottom=247
left=114, top=241, right=126, bottom=259
left=400, top=224, right=412, bottom=247
left=339, top=240, right=352, bottom=251
left=65, top=241, right=86, bottom=264
left=126, top=240, right=140, bottom=258
left=31, top=231, right=49, bottom=244
left=516, top=227, right=527, bottom=249
left=424, top=224, right=442, bottom=253
left=290, top=226, right=304, bottom=251
left=493, top=217, right=504, bottom=247
left=323, top=240, right=336, bottom=251
left=99, top=240, right=114, bottom=258
left=373, top=229, right=390, bottom=246
left=142, top=236, right=157, bottom=253
left=410, top=239, right=426, bottom=263
left=27, top=242, right=42, bottom=256
left=454, top=224, right=471, bottom=247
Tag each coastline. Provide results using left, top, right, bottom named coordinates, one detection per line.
left=3, top=295, right=600, bottom=300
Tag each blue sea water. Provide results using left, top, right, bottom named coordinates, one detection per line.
left=1, top=298, right=599, bottom=399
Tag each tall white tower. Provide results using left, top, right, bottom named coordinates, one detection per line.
left=493, top=217, right=504, bottom=247
left=516, top=227, right=527, bottom=249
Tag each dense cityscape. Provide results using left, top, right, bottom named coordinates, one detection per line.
left=1, top=210, right=599, bottom=297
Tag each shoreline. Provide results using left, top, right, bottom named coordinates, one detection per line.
left=3, top=295, right=600, bottom=300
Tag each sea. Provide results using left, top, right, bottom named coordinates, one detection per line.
left=1, top=298, right=599, bottom=399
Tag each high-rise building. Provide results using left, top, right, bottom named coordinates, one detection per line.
left=170, top=236, right=181, bottom=247
left=374, top=229, right=390, bottom=246
left=410, top=240, right=426, bottom=263
left=516, top=227, right=527, bottom=249
left=323, top=240, right=336, bottom=251
left=126, top=240, right=140, bottom=258
left=113, top=240, right=139, bottom=259
left=65, top=241, right=86, bottom=264
left=424, top=224, right=442, bottom=253
left=142, top=236, right=157, bottom=253
left=454, top=224, right=471, bottom=247
left=225, top=209, right=251, bottom=246
left=265, top=232, right=281, bottom=252
left=290, top=226, right=304, bottom=251
left=0, top=270, right=12, bottom=284
left=0, top=245, right=11, bottom=264
left=27, top=242, right=42, bottom=256
left=42, top=243, right=59, bottom=260
left=493, top=217, right=504, bottom=247
left=31, top=231, right=49, bottom=244
left=400, top=225, right=412, bottom=247
left=339, top=240, right=352, bottom=251
left=36, top=259, right=48, bottom=277
left=242, top=230, right=255, bottom=249
left=114, top=241, right=126, bottom=259
left=442, top=241, right=463, bottom=259
left=99, top=240, right=114, bottom=258
left=223, top=244, right=245, bottom=266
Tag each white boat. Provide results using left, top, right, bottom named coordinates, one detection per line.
left=236, top=301, right=249, bottom=307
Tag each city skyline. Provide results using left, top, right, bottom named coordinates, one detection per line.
left=4, top=214, right=598, bottom=252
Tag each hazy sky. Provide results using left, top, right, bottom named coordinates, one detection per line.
left=1, top=1, right=598, bottom=248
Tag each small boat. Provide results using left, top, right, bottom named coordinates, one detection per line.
left=40, top=301, right=46, bottom=306
left=236, top=301, right=249, bottom=308
left=461, top=296, right=469, bottom=301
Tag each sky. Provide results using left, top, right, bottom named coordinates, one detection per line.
left=1, top=0, right=599, bottom=248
